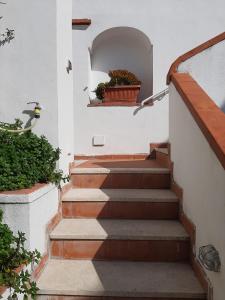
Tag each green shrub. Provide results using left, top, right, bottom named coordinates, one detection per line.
left=0, top=119, right=68, bottom=191
left=0, top=209, right=41, bottom=299
left=94, top=69, right=141, bottom=100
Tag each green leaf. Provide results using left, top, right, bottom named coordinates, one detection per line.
left=0, top=119, right=68, bottom=191
left=0, top=209, right=40, bottom=299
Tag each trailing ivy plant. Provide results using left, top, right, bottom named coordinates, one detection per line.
left=0, top=209, right=41, bottom=299
left=0, top=119, right=69, bottom=191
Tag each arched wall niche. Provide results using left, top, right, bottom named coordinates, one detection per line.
left=89, top=27, right=153, bottom=101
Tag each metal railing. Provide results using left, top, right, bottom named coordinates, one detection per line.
left=141, top=88, right=169, bottom=106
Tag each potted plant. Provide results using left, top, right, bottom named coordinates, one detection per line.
left=94, top=70, right=141, bottom=103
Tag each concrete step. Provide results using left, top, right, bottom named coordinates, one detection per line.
left=37, top=260, right=205, bottom=299
left=51, top=219, right=188, bottom=240
left=71, top=167, right=170, bottom=174
left=62, top=188, right=179, bottom=219
left=70, top=159, right=171, bottom=189
left=63, top=188, right=178, bottom=202
left=50, top=219, right=189, bottom=261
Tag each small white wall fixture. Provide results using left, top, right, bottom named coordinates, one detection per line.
left=89, top=27, right=153, bottom=102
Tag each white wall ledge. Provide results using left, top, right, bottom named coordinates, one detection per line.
left=0, top=184, right=59, bottom=253
left=0, top=184, right=56, bottom=204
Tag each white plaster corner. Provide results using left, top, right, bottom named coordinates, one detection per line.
left=0, top=184, right=56, bottom=204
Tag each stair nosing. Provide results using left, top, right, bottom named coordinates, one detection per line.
left=38, top=288, right=205, bottom=298
left=63, top=198, right=178, bottom=203
left=50, top=219, right=189, bottom=241
left=71, top=167, right=170, bottom=174
left=62, top=188, right=178, bottom=203
left=50, top=234, right=189, bottom=241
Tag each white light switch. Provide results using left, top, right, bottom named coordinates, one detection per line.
left=93, top=135, right=105, bottom=146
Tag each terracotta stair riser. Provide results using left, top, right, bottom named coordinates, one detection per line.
left=155, top=151, right=170, bottom=167
left=38, top=297, right=204, bottom=300
left=71, top=174, right=171, bottom=189
left=62, top=202, right=179, bottom=220
left=50, top=240, right=190, bottom=262
left=149, top=150, right=170, bottom=166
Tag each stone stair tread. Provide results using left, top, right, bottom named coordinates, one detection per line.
left=71, top=167, right=170, bottom=174
left=37, top=259, right=205, bottom=298
left=50, top=219, right=189, bottom=240
left=63, top=188, right=178, bottom=202
left=73, top=158, right=168, bottom=169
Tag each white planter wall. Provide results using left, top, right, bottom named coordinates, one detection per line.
left=169, top=83, right=225, bottom=300
left=72, top=0, right=225, bottom=155
left=0, top=185, right=59, bottom=253
left=0, top=184, right=58, bottom=300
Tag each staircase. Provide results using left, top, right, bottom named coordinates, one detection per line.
left=37, top=148, right=206, bottom=299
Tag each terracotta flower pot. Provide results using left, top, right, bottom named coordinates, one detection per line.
left=103, top=85, right=141, bottom=103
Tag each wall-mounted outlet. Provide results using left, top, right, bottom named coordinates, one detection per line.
left=92, top=135, right=105, bottom=146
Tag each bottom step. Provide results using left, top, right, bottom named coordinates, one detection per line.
left=37, top=260, right=205, bottom=299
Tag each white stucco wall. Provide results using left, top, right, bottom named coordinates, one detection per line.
left=0, top=0, right=58, bottom=146
left=72, top=0, right=225, bottom=155
left=169, top=83, right=225, bottom=300
left=0, top=185, right=59, bottom=254
left=0, top=0, right=74, bottom=173
left=178, top=39, right=225, bottom=113
left=2, top=289, right=23, bottom=300
left=57, top=0, right=74, bottom=172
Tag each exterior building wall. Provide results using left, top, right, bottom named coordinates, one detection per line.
left=1, top=0, right=225, bottom=156
left=57, top=0, right=74, bottom=172
left=0, top=0, right=74, bottom=173
left=72, top=0, right=225, bottom=155
left=0, top=0, right=58, bottom=147
left=169, top=83, right=225, bottom=300
left=178, top=39, right=225, bottom=113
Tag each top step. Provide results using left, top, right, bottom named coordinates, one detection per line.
left=71, top=159, right=171, bottom=189
left=71, top=158, right=170, bottom=174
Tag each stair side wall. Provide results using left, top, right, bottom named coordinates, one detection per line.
left=169, top=83, right=225, bottom=300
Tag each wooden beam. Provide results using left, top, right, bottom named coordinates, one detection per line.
left=72, top=19, right=91, bottom=26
